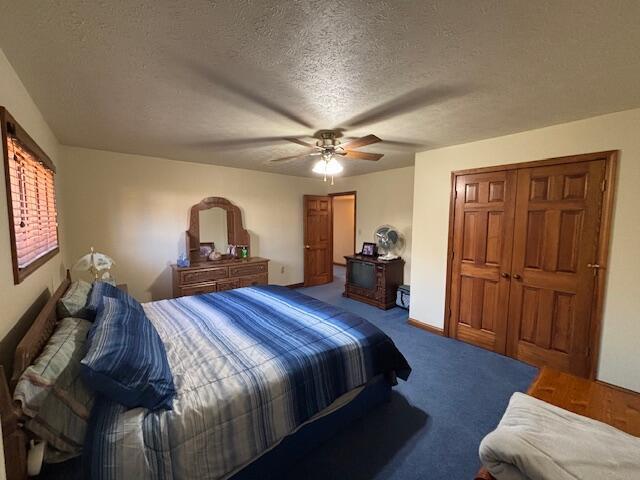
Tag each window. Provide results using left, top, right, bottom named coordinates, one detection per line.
left=2, top=107, right=59, bottom=284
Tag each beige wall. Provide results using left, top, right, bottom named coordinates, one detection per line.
left=59, top=146, right=327, bottom=302
left=0, top=49, right=64, bottom=367
left=59, top=149, right=415, bottom=302
left=332, top=195, right=355, bottom=264
left=330, top=166, right=414, bottom=282
left=411, top=108, right=640, bottom=392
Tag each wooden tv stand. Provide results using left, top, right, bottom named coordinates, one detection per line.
left=343, top=255, right=404, bottom=310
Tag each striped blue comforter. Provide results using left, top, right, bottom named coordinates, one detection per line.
left=85, top=286, right=410, bottom=479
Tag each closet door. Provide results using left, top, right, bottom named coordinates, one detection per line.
left=506, top=160, right=606, bottom=376
left=449, top=171, right=516, bottom=353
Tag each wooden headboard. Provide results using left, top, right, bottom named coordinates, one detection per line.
left=1, top=269, right=72, bottom=480
left=9, top=270, right=71, bottom=389
left=0, top=365, right=27, bottom=480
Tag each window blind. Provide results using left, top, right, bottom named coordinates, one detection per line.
left=6, top=136, right=58, bottom=270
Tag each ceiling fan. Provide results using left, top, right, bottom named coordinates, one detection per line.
left=182, top=60, right=468, bottom=180
left=267, top=130, right=383, bottom=184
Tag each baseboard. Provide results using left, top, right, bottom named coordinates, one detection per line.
left=333, top=262, right=346, bottom=267
left=596, top=379, right=640, bottom=395
left=408, top=318, right=444, bottom=336
left=286, top=282, right=304, bottom=289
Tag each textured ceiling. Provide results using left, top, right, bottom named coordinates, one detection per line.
left=1, top=1, right=640, bottom=177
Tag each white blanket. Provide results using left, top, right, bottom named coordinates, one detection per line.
left=479, top=392, right=640, bottom=480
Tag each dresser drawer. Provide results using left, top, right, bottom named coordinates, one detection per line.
left=216, top=278, right=239, bottom=292
left=179, top=282, right=217, bottom=297
left=239, top=273, right=268, bottom=287
left=229, top=262, right=267, bottom=277
left=180, top=267, right=228, bottom=285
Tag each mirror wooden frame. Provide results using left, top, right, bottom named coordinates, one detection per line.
left=186, top=197, right=250, bottom=260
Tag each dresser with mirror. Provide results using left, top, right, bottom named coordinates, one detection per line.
left=171, top=197, right=269, bottom=298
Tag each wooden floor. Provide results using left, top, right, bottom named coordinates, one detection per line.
left=476, top=367, right=640, bottom=480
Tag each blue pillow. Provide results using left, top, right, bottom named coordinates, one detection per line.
left=80, top=297, right=176, bottom=410
left=85, top=281, right=142, bottom=321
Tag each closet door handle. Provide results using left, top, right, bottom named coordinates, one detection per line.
left=501, top=272, right=510, bottom=279
left=512, top=274, right=522, bottom=280
left=587, top=263, right=601, bottom=277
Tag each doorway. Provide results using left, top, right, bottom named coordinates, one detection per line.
left=330, top=192, right=357, bottom=267
left=303, top=192, right=356, bottom=287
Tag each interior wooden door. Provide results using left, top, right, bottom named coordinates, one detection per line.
left=304, top=195, right=333, bottom=286
left=449, top=170, right=516, bottom=353
left=506, top=160, right=606, bottom=377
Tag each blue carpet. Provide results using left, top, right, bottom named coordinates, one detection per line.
left=282, top=266, right=537, bottom=480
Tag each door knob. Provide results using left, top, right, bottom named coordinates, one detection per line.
left=304, top=245, right=310, bottom=249
left=512, top=274, right=522, bottom=280
left=501, top=272, right=510, bottom=279
left=587, top=263, right=601, bottom=276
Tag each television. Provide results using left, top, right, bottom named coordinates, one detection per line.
left=348, top=260, right=376, bottom=290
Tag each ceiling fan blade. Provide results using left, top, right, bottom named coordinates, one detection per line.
left=338, top=134, right=381, bottom=150
left=284, top=137, right=319, bottom=149
left=266, top=152, right=313, bottom=164
left=181, top=59, right=314, bottom=129
left=196, top=136, right=309, bottom=150
left=341, top=136, right=429, bottom=151
left=381, top=139, right=429, bottom=150
left=339, top=85, right=466, bottom=129
left=344, top=150, right=384, bottom=161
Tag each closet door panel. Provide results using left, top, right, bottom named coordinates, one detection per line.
left=449, top=170, right=516, bottom=354
left=507, top=160, right=605, bottom=376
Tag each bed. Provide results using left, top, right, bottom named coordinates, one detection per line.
left=474, top=368, right=640, bottom=480
left=1, top=271, right=410, bottom=480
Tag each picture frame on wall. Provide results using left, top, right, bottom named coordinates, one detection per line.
left=361, top=242, right=377, bottom=256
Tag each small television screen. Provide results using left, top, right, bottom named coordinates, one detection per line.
left=349, top=261, right=376, bottom=290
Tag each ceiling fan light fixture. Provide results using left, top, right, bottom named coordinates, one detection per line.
left=325, top=157, right=343, bottom=174
left=312, top=159, right=327, bottom=174
left=312, top=157, right=343, bottom=175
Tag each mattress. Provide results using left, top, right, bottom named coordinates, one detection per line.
left=84, top=285, right=410, bottom=479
